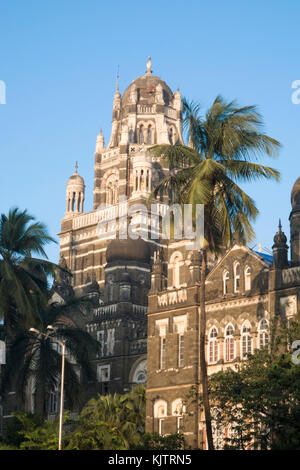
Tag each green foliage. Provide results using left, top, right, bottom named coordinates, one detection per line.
left=66, top=385, right=146, bottom=450
left=208, top=314, right=300, bottom=450
left=2, top=411, right=71, bottom=450
left=149, top=96, right=280, bottom=251
left=134, top=432, right=185, bottom=450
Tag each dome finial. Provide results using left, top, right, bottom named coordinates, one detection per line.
left=75, top=161, right=78, bottom=174
left=146, top=56, right=152, bottom=75
left=279, top=218, right=282, bottom=231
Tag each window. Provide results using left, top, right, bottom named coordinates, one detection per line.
left=244, top=266, right=251, bottom=291
left=223, top=270, right=229, bottom=295
left=159, top=418, right=165, bottom=435
left=234, top=263, right=240, bottom=293
left=225, top=324, right=235, bottom=362
left=173, top=256, right=181, bottom=288
left=241, top=321, right=252, bottom=359
left=208, top=327, right=218, bottom=364
left=177, top=416, right=183, bottom=433
left=178, top=334, right=184, bottom=367
left=139, top=125, right=144, bottom=144
left=97, top=364, right=110, bottom=382
left=154, top=399, right=167, bottom=435
left=258, top=319, right=269, bottom=349
left=49, top=389, right=59, bottom=414
left=147, top=125, right=152, bottom=144
left=160, top=336, right=166, bottom=369
left=129, top=128, right=134, bottom=143
left=96, top=330, right=105, bottom=357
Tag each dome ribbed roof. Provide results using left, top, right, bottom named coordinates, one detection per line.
left=291, top=177, right=300, bottom=208
left=121, top=74, right=173, bottom=108
left=106, top=238, right=151, bottom=264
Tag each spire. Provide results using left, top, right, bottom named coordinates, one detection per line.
left=272, top=219, right=288, bottom=268
left=75, top=161, right=78, bottom=174
left=146, top=56, right=152, bottom=75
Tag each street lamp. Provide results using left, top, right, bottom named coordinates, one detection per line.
left=29, top=326, right=66, bottom=451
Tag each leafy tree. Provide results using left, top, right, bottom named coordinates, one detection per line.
left=67, top=385, right=146, bottom=450
left=150, top=96, right=280, bottom=449
left=134, top=432, right=185, bottom=450
left=0, top=208, right=58, bottom=334
left=208, top=314, right=300, bottom=450
left=1, top=295, right=99, bottom=417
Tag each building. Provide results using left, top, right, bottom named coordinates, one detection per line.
left=56, top=59, right=300, bottom=448
left=57, top=57, right=182, bottom=396
left=146, top=180, right=300, bottom=448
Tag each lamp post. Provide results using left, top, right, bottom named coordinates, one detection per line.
left=29, top=326, right=66, bottom=451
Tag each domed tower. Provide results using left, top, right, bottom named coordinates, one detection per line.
left=65, top=162, right=85, bottom=218
left=93, top=57, right=183, bottom=209
left=272, top=219, right=289, bottom=269
left=290, top=177, right=300, bottom=266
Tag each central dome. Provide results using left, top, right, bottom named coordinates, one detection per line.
left=122, top=74, right=173, bottom=108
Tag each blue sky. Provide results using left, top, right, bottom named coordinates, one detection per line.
left=1, top=0, right=300, bottom=262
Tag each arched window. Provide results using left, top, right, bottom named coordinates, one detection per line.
left=154, top=399, right=167, bottom=436
left=173, top=256, right=181, bottom=288
left=147, top=125, right=152, bottom=144
left=172, top=398, right=185, bottom=433
left=234, top=263, right=240, bottom=293
left=241, top=321, right=252, bottom=359
left=258, top=319, right=269, bottom=349
left=139, top=125, right=144, bottom=144
left=225, top=324, right=235, bottom=362
left=223, top=270, right=229, bottom=295
left=169, top=127, right=174, bottom=144
left=208, top=327, right=219, bottom=364
left=129, top=128, right=134, bottom=143
left=244, top=266, right=251, bottom=291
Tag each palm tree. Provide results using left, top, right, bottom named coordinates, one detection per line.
left=149, top=96, right=281, bottom=450
left=0, top=208, right=58, bottom=334
left=0, top=294, right=100, bottom=418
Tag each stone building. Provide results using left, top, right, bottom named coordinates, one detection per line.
left=145, top=178, right=300, bottom=448
left=54, top=59, right=300, bottom=447
left=57, top=57, right=182, bottom=397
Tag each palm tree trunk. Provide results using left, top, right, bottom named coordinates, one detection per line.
left=199, top=249, right=214, bottom=450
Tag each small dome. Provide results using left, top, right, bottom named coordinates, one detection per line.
left=291, top=177, right=300, bottom=208
left=106, top=238, right=151, bottom=264
left=273, top=220, right=287, bottom=246
left=67, top=162, right=85, bottom=187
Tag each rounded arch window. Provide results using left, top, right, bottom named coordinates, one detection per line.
left=131, top=359, right=147, bottom=384
left=208, top=327, right=219, bottom=364
left=258, top=318, right=269, bottom=349
left=224, top=324, right=235, bottom=362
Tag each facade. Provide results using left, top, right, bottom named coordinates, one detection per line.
left=55, top=59, right=300, bottom=448
left=146, top=182, right=300, bottom=448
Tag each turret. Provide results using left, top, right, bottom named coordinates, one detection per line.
left=65, top=162, right=85, bottom=217
left=272, top=219, right=289, bottom=269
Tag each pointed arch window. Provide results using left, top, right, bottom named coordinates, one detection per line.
left=208, top=327, right=219, bottom=364
left=139, top=125, right=144, bottom=144
left=173, top=256, right=181, bottom=288
left=258, top=319, right=269, bottom=349
left=169, top=127, right=174, bottom=144
left=223, top=270, right=229, bottom=295
left=147, top=125, right=152, bottom=144
left=244, top=266, right=251, bottom=291
left=129, top=128, right=134, bottom=143
left=241, top=321, right=252, bottom=359
left=225, top=324, right=235, bottom=362
left=234, top=263, right=240, bottom=293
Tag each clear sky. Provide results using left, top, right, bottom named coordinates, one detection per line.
left=1, top=0, right=300, bottom=262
